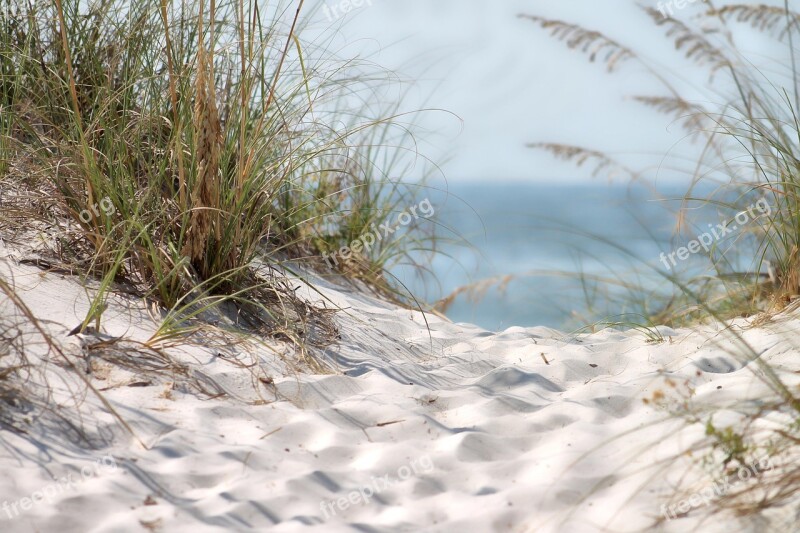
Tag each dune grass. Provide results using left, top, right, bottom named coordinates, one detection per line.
left=518, top=3, right=800, bottom=325
left=0, top=0, right=437, bottom=354
left=512, top=2, right=800, bottom=525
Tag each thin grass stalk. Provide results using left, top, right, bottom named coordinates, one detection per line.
left=0, top=276, right=145, bottom=448
left=243, top=0, right=305, bottom=181
left=52, top=0, right=98, bottom=237
left=158, top=0, right=188, bottom=208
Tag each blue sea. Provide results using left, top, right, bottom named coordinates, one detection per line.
left=393, top=181, right=738, bottom=331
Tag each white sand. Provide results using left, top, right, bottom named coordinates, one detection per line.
left=0, top=249, right=798, bottom=532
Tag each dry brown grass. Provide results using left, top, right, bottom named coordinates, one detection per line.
left=183, top=0, right=223, bottom=274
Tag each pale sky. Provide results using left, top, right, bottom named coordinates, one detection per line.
left=303, top=0, right=790, bottom=183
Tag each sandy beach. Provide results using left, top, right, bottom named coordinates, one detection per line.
left=2, top=245, right=798, bottom=532
left=2, top=1, right=800, bottom=531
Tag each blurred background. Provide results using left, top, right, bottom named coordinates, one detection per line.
left=307, top=1, right=786, bottom=331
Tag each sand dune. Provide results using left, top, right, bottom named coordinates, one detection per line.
left=0, top=252, right=798, bottom=532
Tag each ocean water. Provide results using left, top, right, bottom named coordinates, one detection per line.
left=394, top=181, right=731, bottom=331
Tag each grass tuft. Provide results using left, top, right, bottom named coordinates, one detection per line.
left=0, top=0, right=439, bottom=360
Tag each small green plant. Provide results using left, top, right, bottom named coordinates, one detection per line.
left=705, top=418, right=749, bottom=468
left=581, top=313, right=666, bottom=343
